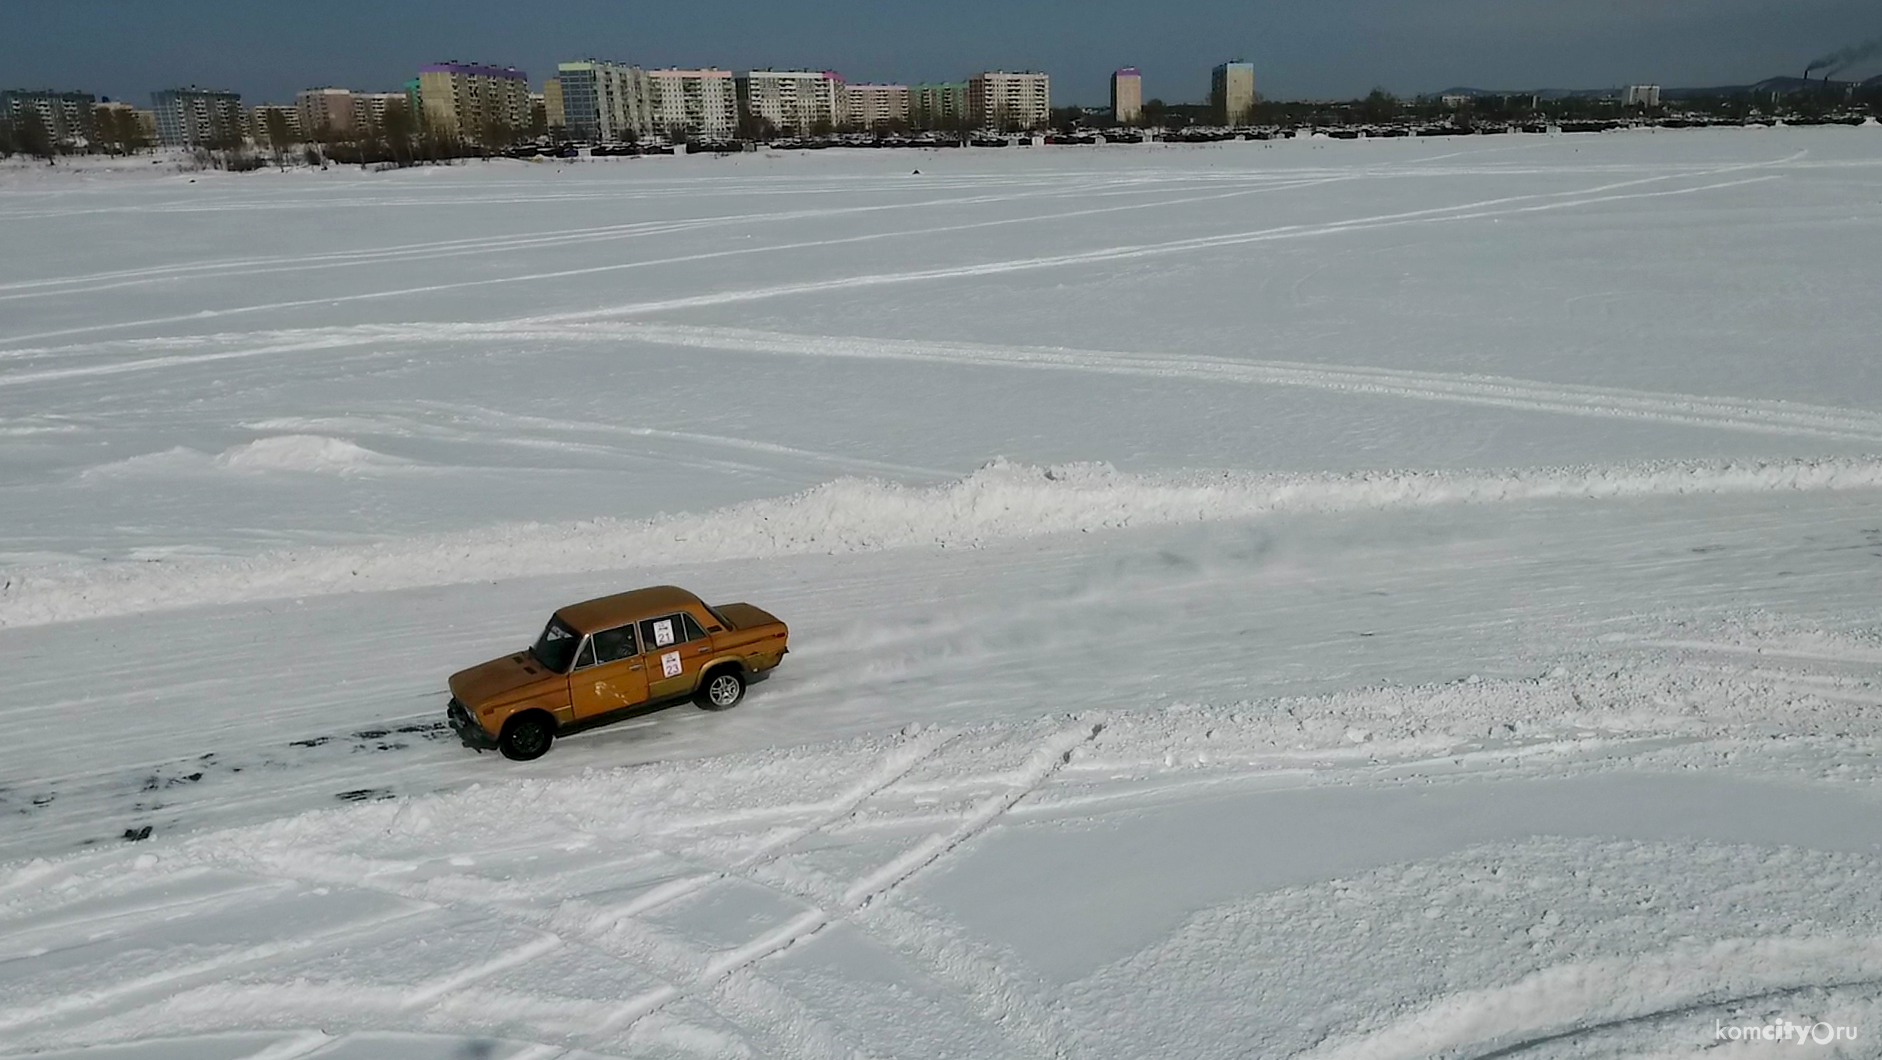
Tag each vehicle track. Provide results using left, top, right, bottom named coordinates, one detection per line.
left=0, top=156, right=1784, bottom=351
left=568, top=321, right=1882, bottom=444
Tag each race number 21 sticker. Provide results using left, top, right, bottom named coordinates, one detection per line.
left=661, top=651, right=682, bottom=678
left=653, top=619, right=675, bottom=647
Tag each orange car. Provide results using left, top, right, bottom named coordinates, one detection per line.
left=446, top=585, right=789, bottom=760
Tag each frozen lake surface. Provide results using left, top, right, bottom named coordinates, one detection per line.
left=4, top=129, right=1882, bottom=1058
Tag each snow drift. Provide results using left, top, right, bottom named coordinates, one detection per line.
left=8, top=455, right=1882, bottom=629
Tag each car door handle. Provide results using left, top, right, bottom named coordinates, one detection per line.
left=695, top=646, right=710, bottom=654
left=629, top=663, right=643, bottom=671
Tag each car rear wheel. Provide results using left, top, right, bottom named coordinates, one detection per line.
left=499, top=713, right=555, bottom=761
left=697, top=669, right=746, bottom=711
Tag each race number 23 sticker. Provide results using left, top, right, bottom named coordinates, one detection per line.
left=661, top=651, right=682, bottom=678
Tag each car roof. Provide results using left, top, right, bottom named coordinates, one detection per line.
left=555, top=586, right=706, bottom=635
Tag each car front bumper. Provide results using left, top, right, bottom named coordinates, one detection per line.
left=447, top=698, right=494, bottom=748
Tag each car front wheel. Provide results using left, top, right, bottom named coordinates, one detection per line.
left=697, top=669, right=746, bottom=711
left=499, top=713, right=555, bottom=761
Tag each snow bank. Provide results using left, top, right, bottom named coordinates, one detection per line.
left=10, top=455, right=1882, bottom=628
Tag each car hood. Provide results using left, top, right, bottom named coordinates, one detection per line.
left=449, top=652, right=563, bottom=708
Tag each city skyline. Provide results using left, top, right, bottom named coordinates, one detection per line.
left=2, top=0, right=1879, bottom=108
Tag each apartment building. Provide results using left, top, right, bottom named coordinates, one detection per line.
left=151, top=86, right=244, bottom=146
left=93, top=101, right=156, bottom=143
left=1, top=89, right=97, bottom=144
left=738, top=70, right=843, bottom=134
left=844, top=83, right=911, bottom=130
left=1211, top=60, right=1256, bottom=125
left=648, top=69, right=738, bottom=140
left=544, top=78, right=565, bottom=131
left=1623, top=84, right=1662, bottom=107
left=967, top=71, right=1050, bottom=131
left=250, top=104, right=303, bottom=142
left=417, top=62, right=531, bottom=144
left=354, top=92, right=407, bottom=130
left=1111, top=68, right=1143, bottom=124
left=557, top=60, right=654, bottom=141
left=911, top=82, right=968, bottom=129
left=295, top=88, right=408, bottom=140
left=296, top=87, right=355, bottom=137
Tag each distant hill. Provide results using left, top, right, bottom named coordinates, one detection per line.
left=1433, top=87, right=1604, bottom=101
left=1429, top=75, right=1866, bottom=102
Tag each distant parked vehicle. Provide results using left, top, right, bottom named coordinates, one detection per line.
left=447, top=586, right=789, bottom=760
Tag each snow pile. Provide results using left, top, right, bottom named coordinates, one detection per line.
left=78, top=435, right=410, bottom=479
left=8, top=455, right=1882, bottom=628
left=212, top=435, right=410, bottom=475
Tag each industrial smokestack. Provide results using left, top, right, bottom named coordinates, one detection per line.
left=1806, top=34, right=1882, bottom=81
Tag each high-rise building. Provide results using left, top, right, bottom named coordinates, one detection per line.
left=417, top=62, right=531, bottom=144
left=543, top=78, right=565, bottom=132
left=295, top=88, right=408, bottom=140
left=911, top=82, right=968, bottom=129
left=967, top=71, right=1050, bottom=131
left=737, top=70, right=844, bottom=135
left=1111, top=68, right=1143, bottom=125
left=557, top=60, right=654, bottom=142
left=1, top=89, right=97, bottom=145
left=250, top=104, right=303, bottom=143
left=1623, top=84, right=1662, bottom=107
left=356, top=93, right=407, bottom=131
left=1211, top=61, right=1256, bottom=125
left=92, top=101, right=155, bottom=145
left=296, top=88, right=355, bottom=138
left=151, top=87, right=245, bottom=146
left=647, top=69, right=739, bottom=140
left=844, top=83, right=911, bottom=130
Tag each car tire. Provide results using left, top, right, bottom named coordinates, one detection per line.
left=498, top=713, right=555, bottom=761
left=697, top=669, right=746, bottom=711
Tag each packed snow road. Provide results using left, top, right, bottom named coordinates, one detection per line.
left=4, top=129, right=1882, bottom=1057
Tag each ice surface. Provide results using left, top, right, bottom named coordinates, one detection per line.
left=6, top=131, right=1882, bottom=1057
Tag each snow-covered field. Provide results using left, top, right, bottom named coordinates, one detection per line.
left=5, top=129, right=1882, bottom=1058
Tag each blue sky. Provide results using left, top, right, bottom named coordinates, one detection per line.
left=2, top=0, right=1876, bottom=106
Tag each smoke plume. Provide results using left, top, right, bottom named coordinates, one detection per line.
left=1805, top=34, right=1882, bottom=78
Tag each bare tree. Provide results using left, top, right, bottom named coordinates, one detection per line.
left=263, top=110, right=295, bottom=169
left=16, top=113, right=55, bottom=164
left=736, top=111, right=775, bottom=142
left=380, top=99, right=416, bottom=166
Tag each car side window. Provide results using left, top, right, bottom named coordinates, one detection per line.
left=572, top=637, right=597, bottom=670
left=640, top=613, right=699, bottom=650
left=592, top=624, right=638, bottom=664
left=681, top=612, right=709, bottom=642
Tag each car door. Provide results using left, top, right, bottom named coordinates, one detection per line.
left=569, top=623, right=650, bottom=720
left=640, top=611, right=712, bottom=700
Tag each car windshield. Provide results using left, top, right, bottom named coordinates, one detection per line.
left=528, top=617, right=582, bottom=673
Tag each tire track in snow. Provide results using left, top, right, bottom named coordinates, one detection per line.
left=601, top=721, right=1104, bottom=1035
left=541, top=173, right=1781, bottom=325
left=0, top=156, right=1781, bottom=351
left=0, top=902, right=437, bottom=1036
left=0, top=177, right=1344, bottom=349
left=1461, top=977, right=1882, bottom=1060
left=606, top=727, right=958, bottom=919
left=563, top=321, right=1882, bottom=444
left=0, top=180, right=1176, bottom=302
left=113, top=733, right=971, bottom=1054
left=1301, top=936, right=1882, bottom=1060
